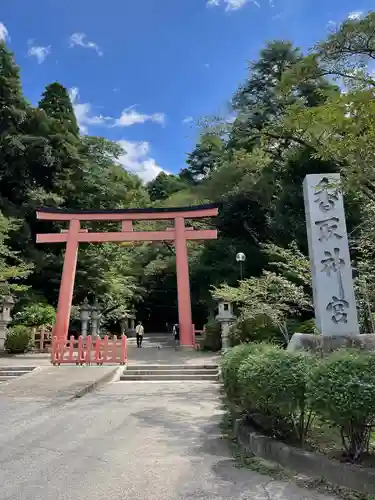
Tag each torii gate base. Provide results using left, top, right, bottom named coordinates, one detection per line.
left=36, top=204, right=218, bottom=349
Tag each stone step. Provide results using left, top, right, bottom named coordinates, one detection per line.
left=123, top=369, right=217, bottom=376
left=0, top=366, right=35, bottom=372
left=125, top=364, right=218, bottom=371
left=0, top=370, right=33, bottom=377
left=120, top=373, right=219, bottom=382
left=0, top=375, right=23, bottom=381
left=0, top=366, right=35, bottom=382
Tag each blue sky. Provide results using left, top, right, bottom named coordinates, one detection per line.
left=0, top=0, right=371, bottom=183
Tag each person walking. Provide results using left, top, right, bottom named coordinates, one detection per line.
left=135, top=321, right=144, bottom=348
left=172, top=323, right=180, bottom=348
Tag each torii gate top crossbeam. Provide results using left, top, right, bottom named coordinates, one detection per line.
left=36, top=204, right=219, bottom=221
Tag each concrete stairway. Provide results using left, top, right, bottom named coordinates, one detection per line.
left=0, top=366, right=35, bottom=382
left=120, top=364, right=219, bottom=382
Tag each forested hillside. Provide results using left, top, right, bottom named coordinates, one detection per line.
left=1, top=13, right=375, bottom=339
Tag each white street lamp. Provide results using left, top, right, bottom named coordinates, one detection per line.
left=235, top=252, right=246, bottom=280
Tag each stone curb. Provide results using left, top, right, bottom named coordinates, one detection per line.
left=233, top=418, right=375, bottom=495
left=72, top=366, right=122, bottom=400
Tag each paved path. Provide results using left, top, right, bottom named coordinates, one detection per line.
left=0, top=365, right=119, bottom=400
left=126, top=333, right=220, bottom=366
left=0, top=380, right=338, bottom=500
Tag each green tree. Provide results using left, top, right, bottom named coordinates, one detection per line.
left=38, top=82, right=79, bottom=136
left=229, top=40, right=333, bottom=152
left=183, top=133, right=224, bottom=183
left=147, top=172, right=186, bottom=202
left=0, top=212, right=33, bottom=295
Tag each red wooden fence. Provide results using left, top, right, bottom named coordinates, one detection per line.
left=51, top=335, right=127, bottom=365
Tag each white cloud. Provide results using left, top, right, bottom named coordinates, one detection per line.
left=348, top=11, right=363, bottom=20
left=183, top=116, right=194, bottom=124
left=114, top=106, right=166, bottom=127
left=69, top=89, right=166, bottom=135
left=117, top=140, right=169, bottom=183
left=69, top=32, right=103, bottom=56
left=69, top=87, right=111, bottom=134
left=0, top=22, right=9, bottom=42
left=27, top=42, right=51, bottom=64
left=207, top=0, right=260, bottom=10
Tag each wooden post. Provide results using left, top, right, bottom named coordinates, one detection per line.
left=174, top=217, right=193, bottom=347
left=53, top=219, right=80, bottom=341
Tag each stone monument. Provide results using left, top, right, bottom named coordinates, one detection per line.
left=288, top=173, right=374, bottom=353
left=216, top=301, right=236, bottom=350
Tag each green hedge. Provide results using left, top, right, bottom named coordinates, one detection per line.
left=238, top=348, right=312, bottom=443
left=221, top=343, right=375, bottom=461
left=221, top=343, right=276, bottom=403
left=5, top=325, right=32, bottom=354
left=307, top=350, right=375, bottom=461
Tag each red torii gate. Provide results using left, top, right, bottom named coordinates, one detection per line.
left=36, top=204, right=219, bottom=348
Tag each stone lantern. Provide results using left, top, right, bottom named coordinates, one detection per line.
left=0, top=295, right=15, bottom=350
left=119, top=313, right=128, bottom=336
left=90, top=300, right=100, bottom=338
left=215, top=301, right=235, bottom=350
left=79, top=298, right=91, bottom=338
left=127, top=311, right=136, bottom=337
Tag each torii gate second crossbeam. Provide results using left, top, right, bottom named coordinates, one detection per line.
left=36, top=204, right=219, bottom=348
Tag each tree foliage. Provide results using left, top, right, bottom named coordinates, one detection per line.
left=2, top=12, right=375, bottom=334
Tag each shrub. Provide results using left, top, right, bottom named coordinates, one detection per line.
left=13, top=302, right=55, bottom=327
left=5, top=325, right=32, bottom=354
left=221, top=343, right=272, bottom=403
left=307, top=350, right=375, bottom=461
left=201, top=318, right=222, bottom=351
left=287, top=318, right=318, bottom=335
left=238, top=348, right=313, bottom=444
left=229, top=316, right=280, bottom=346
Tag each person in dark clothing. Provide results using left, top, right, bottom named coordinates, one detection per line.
left=172, top=323, right=180, bottom=346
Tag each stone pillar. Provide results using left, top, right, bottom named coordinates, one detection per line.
left=91, top=301, right=100, bottom=337
left=216, top=301, right=235, bottom=350
left=128, top=316, right=135, bottom=338
left=80, top=297, right=90, bottom=338
left=0, top=296, right=14, bottom=350
left=303, top=174, right=359, bottom=336
left=119, top=314, right=127, bottom=336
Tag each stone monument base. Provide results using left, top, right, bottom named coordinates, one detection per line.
left=287, top=332, right=375, bottom=354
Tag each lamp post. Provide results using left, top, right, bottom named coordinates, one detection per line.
left=235, top=252, right=246, bottom=281
left=79, top=298, right=90, bottom=338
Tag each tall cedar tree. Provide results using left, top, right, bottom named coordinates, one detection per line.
left=39, top=83, right=79, bottom=137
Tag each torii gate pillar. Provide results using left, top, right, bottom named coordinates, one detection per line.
left=175, top=217, right=193, bottom=347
